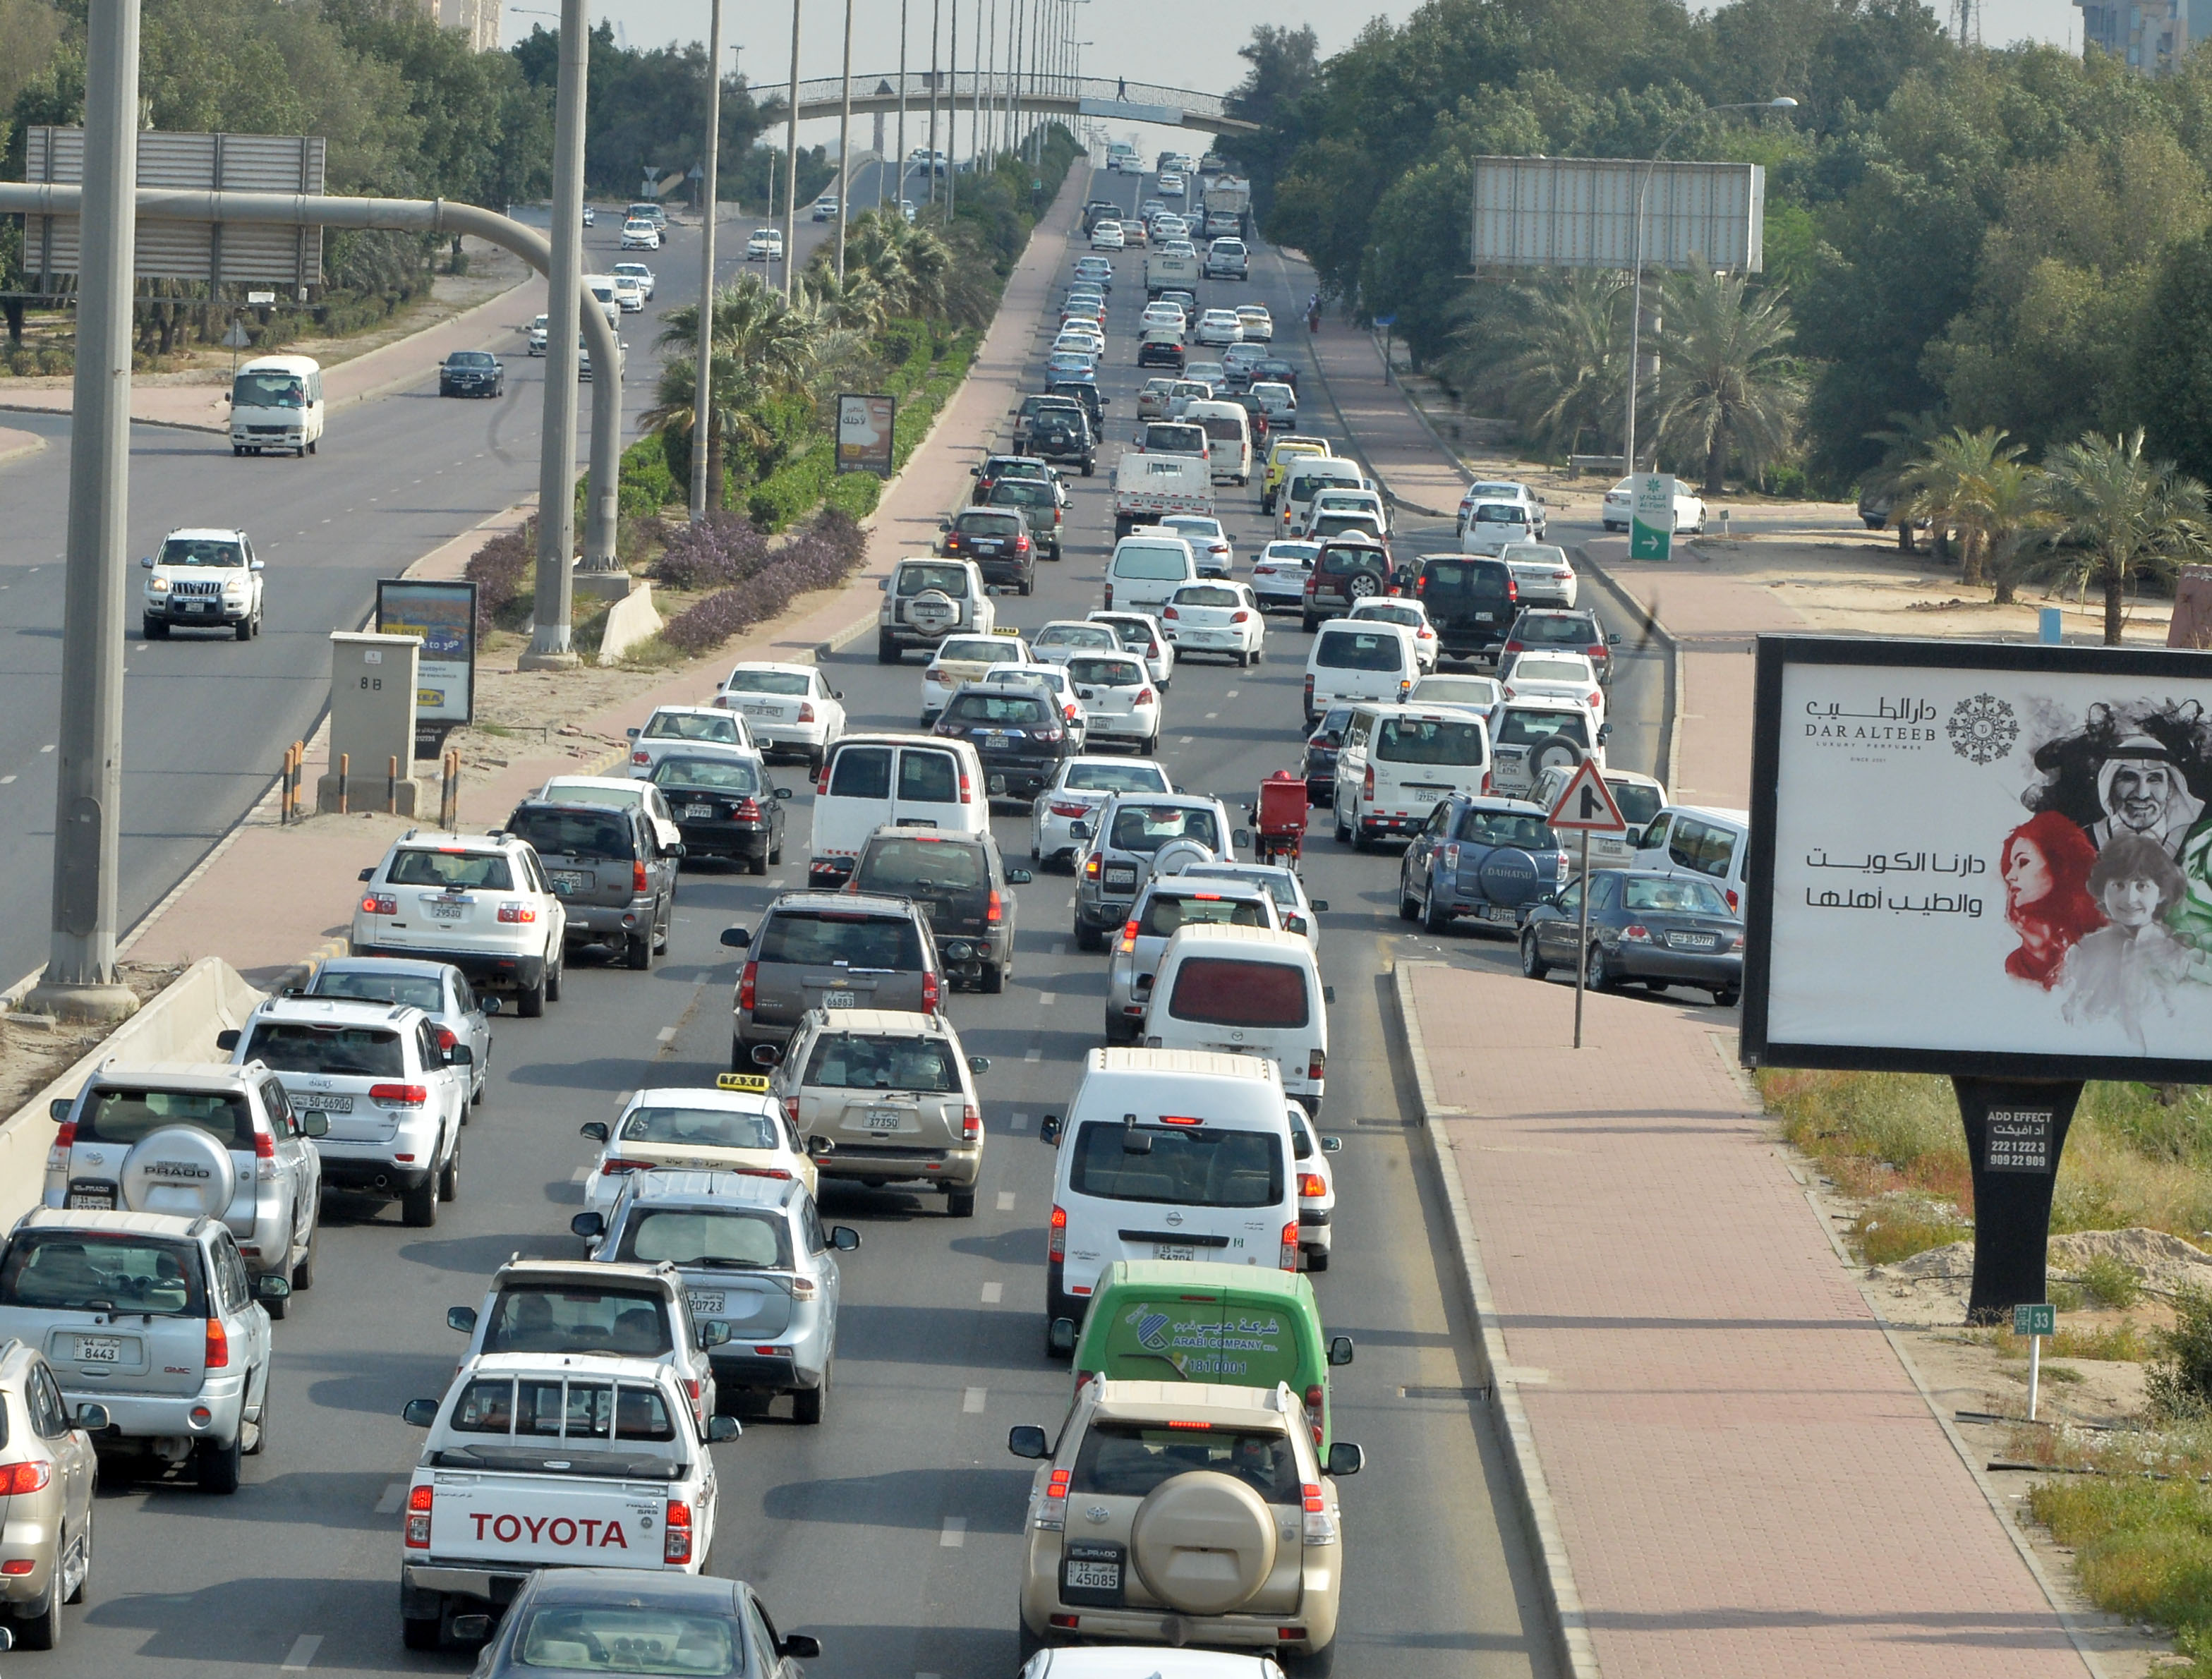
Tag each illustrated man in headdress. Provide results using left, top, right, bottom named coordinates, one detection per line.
left=2091, top=735, right=2204, bottom=859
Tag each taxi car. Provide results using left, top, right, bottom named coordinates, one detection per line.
left=579, top=1077, right=821, bottom=1218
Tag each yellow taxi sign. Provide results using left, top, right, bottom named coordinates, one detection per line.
left=991, top=626, right=1023, bottom=636
left=715, top=1073, right=771, bottom=1093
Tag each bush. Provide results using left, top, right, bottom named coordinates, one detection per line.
left=464, top=520, right=538, bottom=632
left=659, top=509, right=871, bottom=655
left=2081, top=1252, right=2145, bottom=1311
left=2151, top=1286, right=2212, bottom=1421
left=650, top=512, right=770, bottom=591
left=825, top=471, right=882, bottom=520
left=746, top=442, right=835, bottom=531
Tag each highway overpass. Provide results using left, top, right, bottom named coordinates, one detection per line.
left=749, top=71, right=1255, bottom=136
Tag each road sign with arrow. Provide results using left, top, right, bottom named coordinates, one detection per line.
left=1546, top=759, right=1626, bottom=833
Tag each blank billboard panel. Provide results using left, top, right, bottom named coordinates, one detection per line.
left=1470, top=157, right=1764, bottom=272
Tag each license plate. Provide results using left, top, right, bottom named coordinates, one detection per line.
left=66, top=1186, right=116, bottom=1211
left=683, top=804, right=715, bottom=819
left=74, top=1337, right=121, bottom=1364
left=1105, top=866, right=1137, bottom=887
left=1065, top=1558, right=1121, bottom=1592
left=986, top=735, right=1014, bottom=750
left=1475, top=611, right=1494, bottom=622
left=1408, top=787, right=1451, bottom=799
left=741, top=703, right=776, bottom=717
left=865, top=1109, right=905, bottom=1132
left=301, top=1093, right=354, bottom=1113
left=1153, top=1243, right=1197, bottom=1262
left=822, top=990, right=855, bottom=1009
left=1485, top=905, right=1518, bottom=923
left=687, top=1292, right=725, bottom=1317
left=550, top=871, right=586, bottom=895
left=426, top=900, right=465, bottom=921
left=1670, top=933, right=1719, bottom=950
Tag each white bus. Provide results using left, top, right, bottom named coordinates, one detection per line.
left=229, top=355, right=324, bottom=457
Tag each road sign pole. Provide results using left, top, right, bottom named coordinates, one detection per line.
left=690, top=0, right=723, bottom=525
left=2029, top=1328, right=2041, bottom=1420
left=1573, top=830, right=1590, bottom=1049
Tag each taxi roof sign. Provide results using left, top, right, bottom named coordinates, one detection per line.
left=1545, top=760, right=1627, bottom=833
left=715, top=1073, right=772, bottom=1093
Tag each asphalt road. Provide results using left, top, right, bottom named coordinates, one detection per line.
left=20, top=171, right=1687, bottom=1676
left=0, top=205, right=838, bottom=994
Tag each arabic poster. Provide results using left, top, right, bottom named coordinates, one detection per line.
left=1760, top=647, right=2212, bottom=1072
left=375, top=578, right=476, bottom=726
left=835, top=393, right=895, bottom=476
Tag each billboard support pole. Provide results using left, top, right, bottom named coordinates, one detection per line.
left=1954, top=1077, right=2084, bottom=1323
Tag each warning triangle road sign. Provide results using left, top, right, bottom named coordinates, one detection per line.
left=1546, top=758, right=1626, bottom=832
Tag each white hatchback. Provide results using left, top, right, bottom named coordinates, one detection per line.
left=1346, top=598, right=1440, bottom=672
left=1060, top=650, right=1162, bottom=755
left=1031, top=756, right=1174, bottom=866
left=1250, top=539, right=1318, bottom=611
left=1164, top=581, right=1265, bottom=666
left=1602, top=476, right=1708, bottom=535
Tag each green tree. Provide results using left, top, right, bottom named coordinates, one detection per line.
left=648, top=276, right=818, bottom=510
left=2039, top=430, right=2212, bottom=644
left=1217, top=24, right=1320, bottom=219
left=2127, top=227, right=2212, bottom=487
left=1894, top=425, right=2023, bottom=586
left=1651, top=265, right=1803, bottom=494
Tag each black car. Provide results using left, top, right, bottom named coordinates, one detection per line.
left=1409, top=552, right=1518, bottom=663
left=438, top=349, right=503, bottom=398
left=1399, top=794, right=1571, bottom=935
left=938, top=508, right=1036, bottom=593
left=1046, top=377, right=1106, bottom=432
left=441, top=1565, right=814, bottom=1669
left=1519, top=867, right=1743, bottom=1007
left=1303, top=705, right=1355, bottom=804
left=986, top=478, right=1064, bottom=562
left=1137, top=335, right=1187, bottom=370
left=1300, top=540, right=1396, bottom=631
left=850, top=825, right=1032, bottom=991
left=1252, top=357, right=1300, bottom=393
left=1502, top=606, right=1615, bottom=685
left=649, top=753, right=792, bottom=873
left=931, top=680, right=1072, bottom=801
left=1013, top=393, right=1087, bottom=454
left=1028, top=409, right=1096, bottom=474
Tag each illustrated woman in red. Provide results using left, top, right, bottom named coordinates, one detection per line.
left=2000, top=810, right=2104, bottom=988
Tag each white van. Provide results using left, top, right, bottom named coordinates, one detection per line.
left=229, top=354, right=325, bottom=456
left=1303, top=620, right=1419, bottom=727
left=1143, top=925, right=1329, bottom=1110
left=1039, top=1048, right=1301, bottom=1328
left=1104, top=534, right=1199, bottom=615
left=1183, top=399, right=1252, bottom=485
left=1278, top=456, right=1367, bottom=537
left=1331, top=703, right=1492, bottom=849
left=806, top=732, right=989, bottom=886
left=1461, top=499, right=1540, bottom=556
left=1631, top=804, right=1753, bottom=916
left=581, top=274, right=622, bottom=328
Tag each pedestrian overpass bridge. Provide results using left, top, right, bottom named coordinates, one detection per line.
left=749, top=72, right=1255, bottom=136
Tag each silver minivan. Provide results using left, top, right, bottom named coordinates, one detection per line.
left=1631, top=804, right=1753, bottom=916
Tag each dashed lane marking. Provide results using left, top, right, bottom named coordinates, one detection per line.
left=282, top=1634, right=324, bottom=1671
left=656, top=1025, right=679, bottom=1045
left=374, top=1481, right=407, bottom=1515
left=981, top=1281, right=1003, bottom=1304
left=997, top=1190, right=1016, bottom=1211
left=962, top=1386, right=986, bottom=1413
left=940, top=1517, right=967, bottom=1547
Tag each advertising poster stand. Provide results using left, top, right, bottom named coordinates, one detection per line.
left=1952, top=1077, right=2082, bottom=1321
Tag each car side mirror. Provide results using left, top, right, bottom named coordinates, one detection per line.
left=447, top=1305, right=478, bottom=1333
left=774, top=787, right=794, bottom=800
left=1233, top=829, right=1250, bottom=849
left=1006, top=868, right=1033, bottom=885
left=707, top=1414, right=742, bottom=1443
left=570, top=1211, right=605, bottom=1240
left=938, top=519, right=952, bottom=531
left=1068, top=820, right=1093, bottom=840
left=699, top=1320, right=733, bottom=1348
left=446, top=1044, right=473, bottom=1067
left=49, top=1098, right=71, bottom=1123
left=969, top=466, right=980, bottom=476
left=1008, top=1424, right=1051, bottom=1460
left=751, top=1042, right=782, bottom=1067
left=1597, top=723, right=1613, bottom=743
left=1310, top=899, right=1329, bottom=913
left=831, top=690, right=844, bottom=701
left=665, top=843, right=687, bottom=859
left=139, top=556, right=154, bottom=569
left=358, top=866, right=375, bottom=882
left=579, top=1121, right=610, bottom=1143
left=878, top=577, right=890, bottom=590
left=626, top=727, right=640, bottom=739
left=806, top=1135, right=836, bottom=1156
left=720, top=926, right=751, bottom=949
left=250, top=559, right=266, bottom=572
left=1608, top=632, right=1622, bottom=645
left=1323, top=985, right=1336, bottom=1005
left=449, top=1613, right=494, bottom=1642
left=1320, top=1134, right=1343, bottom=1154
left=1624, top=825, right=1645, bottom=848
left=778, top=1635, right=822, bottom=1661
left=401, top=1398, right=440, bottom=1428
left=830, top=1225, right=862, bottom=1251
left=301, top=1113, right=330, bottom=1139
left=1328, top=1334, right=1355, bottom=1366
left=215, top=1028, right=241, bottom=1053
left=73, top=1401, right=109, bottom=1433
left=482, top=995, right=501, bottom=1016
left=255, top=1273, right=292, bottom=1303
left=1039, top=1114, right=1061, bottom=1144
left=968, top=1055, right=991, bottom=1073
left=1326, top=1441, right=1365, bottom=1477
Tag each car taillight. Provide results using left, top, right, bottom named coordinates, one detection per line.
left=739, top=961, right=758, bottom=1012
left=1037, top=1466, right=1072, bottom=1530
left=665, top=1499, right=694, bottom=1563
left=1231, top=610, right=1252, bottom=623
left=1303, top=1481, right=1338, bottom=1544
left=790, top=1273, right=818, bottom=1301
left=1306, top=1048, right=1326, bottom=1082
left=633, top=859, right=649, bottom=893
left=362, top=893, right=397, bottom=916
left=632, top=749, right=651, bottom=766
left=433, top=1025, right=459, bottom=1054
left=958, top=769, right=973, bottom=805
left=205, top=1317, right=229, bottom=1371
left=370, top=1084, right=428, bottom=1108
left=1416, top=574, right=1428, bottom=595
left=733, top=797, right=762, bottom=823
left=1051, top=800, right=1090, bottom=818
left=1103, top=582, right=1113, bottom=608
left=1017, top=535, right=1031, bottom=552
left=1085, top=854, right=1102, bottom=880
left=1118, top=919, right=1139, bottom=953
left=817, top=764, right=832, bottom=795
left=922, top=970, right=941, bottom=1014
left=1299, top=1172, right=1326, bottom=1198
left=1303, top=675, right=1314, bottom=707
left=1557, top=854, right=1571, bottom=883
left=1482, top=772, right=1494, bottom=794
left=1503, top=686, right=1516, bottom=700
left=253, top=1129, right=277, bottom=1166
left=962, top=1105, right=981, bottom=1141
left=601, top=1158, right=651, bottom=1175
left=1279, top=1221, right=1299, bottom=1270
left=1303, top=574, right=1317, bottom=596
left=1589, top=645, right=1607, bottom=658
left=0, top=1462, right=52, bottom=1496
left=1137, top=688, right=1155, bottom=706
left=405, top=1483, right=433, bottom=1548
left=1727, top=888, right=1740, bottom=913
left=1362, top=765, right=1374, bottom=799
left=1505, top=639, right=1524, bottom=654
left=1050, top=1204, right=1068, bottom=1259
left=1164, top=606, right=1179, bottom=620
left=497, top=902, right=536, bottom=923
left=1621, top=923, right=1652, bottom=942
left=1507, top=578, right=1519, bottom=600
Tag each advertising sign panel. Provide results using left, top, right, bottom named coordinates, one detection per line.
left=375, top=579, right=478, bottom=729
left=1470, top=156, right=1765, bottom=272
left=1628, top=474, right=1676, bottom=560
left=836, top=393, right=895, bottom=476
left=1742, top=637, right=2212, bottom=1082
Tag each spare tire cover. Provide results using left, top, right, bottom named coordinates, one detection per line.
left=1149, top=838, right=1217, bottom=880
left=119, top=1125, right=238, bottom=1220
left=1530, top=737, right=1585, bottom=779
left=1477, top=847, right=1545, bottom=908
left=1130, top=1469, right=1279, bottom=1615
left=908, top=589, right=959, bottom=634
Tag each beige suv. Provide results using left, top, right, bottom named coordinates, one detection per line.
left=0, top=1338, right=100, bottom=1648
left=1008, top=1380, right=1362, bottom=1673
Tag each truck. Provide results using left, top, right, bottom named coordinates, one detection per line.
left=1202, top=176, right=1252, bottom=237
left=1144, top=250, right=1201, bottom=298
left=397, top=1350, right=737, bottom=1649
left=1113, top=451, right=1215, bottom=538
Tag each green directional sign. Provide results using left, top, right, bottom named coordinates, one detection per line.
left=2013, top=1302, right=2055, bottom=1337
left=1628, top=473, right=1676, bottom=560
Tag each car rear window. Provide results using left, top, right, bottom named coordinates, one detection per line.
left=1314, top=631, right=1405, bottom=672
left=946, top=693, right=1047, bottom=726
left=1065, top=655, right=1146, bottom=688
left=620, top=1208, right=791, bottom=1270
left=481, top=1285, right=673, bottom=1358
left=388, top=849, right=514, bottom=891
left=898, top=750, right=960, bottom=803
left=754, top=912, right=925, bottom=971
left=78, top=1088, right=250, bottom=1146
left=1377, top=718, right=1487, bottom=766
left=1068, top=1120, right=1285, bottom=1208
left=309, top=970, right=444, bottom=1012
left=1421, top=559, right=1511, bottom=600
left=1139, top=893, right=1269, bottom=938
left=1312, top=515, right=1379, bottom=541
left=1113, top=545, right=1192, bottom=581
left=1521, top=614, right=1600, bottom=643
left=1669, top=818, right=1741, bottom=880
left=653, top=757, right=761, bottom=793
left=858, top=837, right=988, bottom=893
left=1624, top=876, right=1731, bottom=915
left=826, top=746, right=891, bottom=799
left=643, top=712, right=737, bottom=744
left=1109, top=806, right=1221, bottom=854
left=1459, top=810, right=1558, bottom=849
left=1413, top=677, right=1501, bottom=709
left=0, top=1232, right=206, bottom=1318
left=1094, top=1298, right=1302, bottom=1386
left=1199, top=417, right=1242, bottom=443
left=448, top=1376, right=675, bottom=1443
left=618, top=1105, right=782, bottom=1150
left=937, top=638, right=1017, bottom=665
left=989, top=483, right=1053, bottom=509
left=1167, top=957, right=1311, bottom=1028
left=723, top=669, right=810, bottom=696
left=802, top=1032, right=961, bottom=1092
left=896, top=564, right=970, bottom=597
left=958, top=510, right=1027, bottom=533
left=246, top=1022, right=407, bottom=1078
left=1511, top=656, right=1592, bottom=685
left=1474, top=504, right=1529, bottom=524
left=509, top=807, right=634, bottom=860
left=1174, top=586, right=1240, bottom=609
left=1612, top=782, right=1664, bottom=826
left=1067, top=760, right=1169, bottom=793
left=1144, top=424, right=1206, bottom=454
left=1494, top=710, right=1592, bottom=749
left=1072, top=1422, right=1300, bottom=1502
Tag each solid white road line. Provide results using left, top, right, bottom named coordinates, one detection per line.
left=570, top=1167, right=592, bottom=1184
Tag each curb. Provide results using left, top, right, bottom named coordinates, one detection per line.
left=1391, top=961, right=1600, bottom=1679
left=0, top=401, right=225, bottom=437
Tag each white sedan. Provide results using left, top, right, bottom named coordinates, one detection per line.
left=1140, top=303, right=1186, bottom=333
left=1180, top=860, right=1325, bottom=945
left=1288, top=1102, right=1338, bottom=1268
left=620, top=219, right=661, bottom=250
left=1602, top=475, right=1708, bottom=535
left=1235, top=305, right=1274, bottom=344
left=1162, top=580, right=1266, bottom=666
left=746, top=228, right=784, bottom=261
left=628, top=704, right=757, bottom=778
left=1347, top=598, right=1441, bottom=672
left=1193, top=309, right=1244, bottom=347
left=1250, top=539, right=1318, bottom=612
left=715, top=661, right=845, bottom=769
left=1030, top=756, right=1174, bottom=866
left=1499, top=649, right=1606, bottom=723
left=581, top=1079, right=817, bottom=1218
left=1499, top=542, right=1579, bottom=609
left=1155, top=514, right=1233, bottom=577
left=1053, top=329, right=1106, bottom=358
left=1250, top=380, right=1298, bottom=423
left=1089, top=222, right=1125, bottom=251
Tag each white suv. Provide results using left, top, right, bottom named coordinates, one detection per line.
left=140, top=528, right=265, bottom=641
left=229, top=995, right=470, bottom=1228
left=351, top=830, right=569, bottom=1017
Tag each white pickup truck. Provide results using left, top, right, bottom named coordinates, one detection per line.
left=1112, top=451, right=1215, bottom=539
left=1144, top=250, right=1201, bottom=298
left=397, top=1352, right=737, bottom=1649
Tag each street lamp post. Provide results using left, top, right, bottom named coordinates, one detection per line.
left=835, top=0, right=853, bottom=281
left=1621, top=97, right=1796, bottom=478
left=896, top=0, right=909, bottom=216
left=690, top=0, right=723, bottom=524
left=780, top=0, right=799, bottom=300
left=927, top=0, right=941, bottom=207
left=946, top=0, right=959, bottom=217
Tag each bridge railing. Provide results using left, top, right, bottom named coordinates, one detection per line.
left=748, top=72, right=1230, bottom=123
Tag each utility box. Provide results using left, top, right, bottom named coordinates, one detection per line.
left=318, top=631, right=425, bottom=815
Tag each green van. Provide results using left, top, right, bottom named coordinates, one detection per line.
left=1058, top=1260, right=1355, bottom=1448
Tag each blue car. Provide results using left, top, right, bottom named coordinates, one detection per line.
left=1397, top=794, right=1569, bottom=935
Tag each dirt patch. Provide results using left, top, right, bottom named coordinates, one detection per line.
left=0, top=962, right=186, bottom=1115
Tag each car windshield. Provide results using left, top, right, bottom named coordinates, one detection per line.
left=947, top=693, right=1047, bottom=726
left=653, top=758, right=761, bottom=794
left=754, top=912, right=924, bottom=970
left=1140, top=892, right=1269, bottom=937
left=1494, top=710, right=1592, bottom=748
left=232, top=370, right=304, bottom=408
left=1622, top=876, right=1731, bottom=915
left=156, top=538, right=245, bottom=567
left=1167, top=957, right=1310, bottom=1027
left=515, top=1606, right=740, bottom=1677
left=449, top=352, right=495, bottom=368
left=620, top=1208, right=790, bottom=1271
left=0, top=1233, right=205, bottom=1318
left=1065, top=760, right=1168, bottom=792
left=619, top=1105, right=783, bottom=1149
left=245, top=1022, right=406, bottom=1077
left=310, top=969, right=445, bottom=1012
left=1175, top=586, right=1240, bottom=609
left=481, top=1285, right=673, bottom=1357
left=78, top=1088, right=248, bottom=1146
left=723, top=669, right=810, bottom=696
left=643, top=712, right=738, bottom=744
left=1109, top=806, right=1220, bottom=854
left=1378, top=718, right=1487, bottom=765
left=1073, top=1422, right=1300, bottom=1503
left=509, top=807, right=633, bottom=859
left=802, top=1031, right=961, bottom=1092
left=896, top=564, right=969, bottom=597
left=1068, top=1121, right=1284, bottom=1208
left=858, top=837, right=988, bottom=893
left=1314, top=631, right=1404, bottom=672
left=1462, top=809, right=1559, bottom=849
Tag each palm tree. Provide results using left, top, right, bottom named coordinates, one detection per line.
left=1862, top=408, right=1947, bottom=553
left=1482, top=273, right=1629, bottom=461
left=648, top=277, right=818, bottom=509
left=1895, top=427, right=2024, bottom=587
left=1983, top=458, right=2057, bottom=607
left=2039, top=430, right=2212, bottom=643
left=1652, top=266, right=1803, bottom=495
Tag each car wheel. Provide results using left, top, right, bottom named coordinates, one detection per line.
left=877, top=634, right=900, bottom=664
left=747, top=844, right=769, bottom=877
left=1521, top=931, right=1549, bottom=980
left=1283, top=1639, right=1336, bottom=1678
left=1585, top=942, right=1614, bottom=992
left=13, top=1577, right=60, bottom=1650
left=403, top=1611, right=443, bottom=1651
left=769, top=832, right=784, bottom=865
left=1398, top=871, right=1419, bottom=920
left=1237, top=648, right=1251, bottom=667
left=516, top=971, right=545, bottom=1017
left=792, top=1365, right=828, bottom=1425
left=145, top=618, right=169, bottom=639
left=1714, top=985, right=1741, bottom=1009
left=1301, top=615, right=1318, bottom=634
left=624, top=931, right=653, bottom=969
left=439, top=1149, right=460, bottom=1204
left=197, top=1428, right=243, bottom=1495
left=1333, top=801, right=1350, bottom=845
left=948, top=1187, right=977, bottom=1218
left=1074, top=919, right=1104, bottom=953
left=235, top=613, right=252, bottom=642
left=472, top=1072, right=487, bottom=1109
left=545, top=954, right=564, bottom=1003
left=1305, top=1247, right=1329, bottom=1273
left=401, top=1172, right=440, bottom=1228
left=980, top=961, right=1005, bottom=995
left=291, top=1220, right=316, bottom=1290
left=1423, top=881, right=1453, bottom=935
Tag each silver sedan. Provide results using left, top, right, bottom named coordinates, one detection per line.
left=1029, top=756, right=1173, bottom=868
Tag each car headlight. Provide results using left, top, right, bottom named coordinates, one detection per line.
left=147, top=577, right=170, bottom=593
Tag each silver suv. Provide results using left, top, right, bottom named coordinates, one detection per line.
left=43, top=1062, right=322, bottom=1312
left=225, top=996, right=469, bottom=1228
left=1070, top=793, right=1246, bottom=951
left=0, top=1208, right=289, bottom=1494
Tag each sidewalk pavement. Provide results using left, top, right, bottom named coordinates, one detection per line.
left=119, top=168, right=1087, bottom=988
left=1286, top=266, right=2106, bottom=1676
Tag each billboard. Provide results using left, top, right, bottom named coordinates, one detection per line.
left=375, top=579, right=478, bottom=731
left=1628, top=473, right=1676, bottom=560
left=1742, top=636, right=2212, bottom=1082
left=835, top=393, right=895, bottom=476
left=1470, top=156, right=1764, bottom=273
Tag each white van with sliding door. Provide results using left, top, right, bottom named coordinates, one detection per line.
left=1183, top=399, right=1253, bottom=485
left=1038, top=1048, right=1301, bottom=1340
left=806, top=732, right=988, bottom=887
left=229, top=355, right=325, bottom=456
left=1630, top=804, right=1753, bottom=916
left=1143, top=924, right=1330, bottom=1111
left=1331, top=703, right=1492, bottom=849
left=1303, top=620, right=1419, bottom=727
left=1104, top=533, right=1199, bottom=616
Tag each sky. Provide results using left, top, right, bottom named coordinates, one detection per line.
left=501, top=0, right=2084, bottom=153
